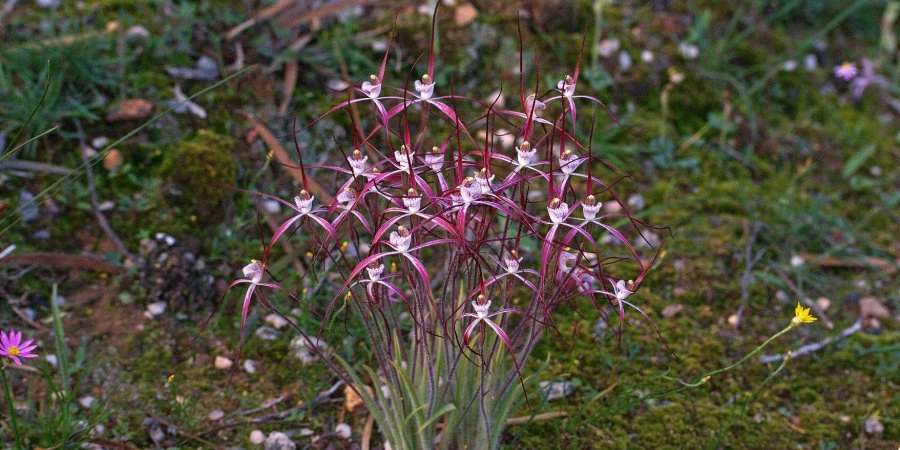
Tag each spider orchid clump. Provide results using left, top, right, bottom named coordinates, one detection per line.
left=223, top=19, right=664, bottom=450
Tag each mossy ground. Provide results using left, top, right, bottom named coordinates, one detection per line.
left=0, top=1, right=897, bottom=448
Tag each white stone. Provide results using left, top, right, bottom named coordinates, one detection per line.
left=335, top=423, right=351, bottom=438
left=265, top=313, right=289, bottom=329
left=243, top=359, right=257, bottom=374
left=214, top=356, right=233, bottom=370
left=78, top=396, right=96, bottom=408
left=250, top=429, right=266, bottom=444
left=209, top=409, right=225, bottom=420
left=147, top=302, right=167, bottom=317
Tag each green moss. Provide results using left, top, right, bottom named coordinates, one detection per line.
left=159, top=129, right=237, bottom=229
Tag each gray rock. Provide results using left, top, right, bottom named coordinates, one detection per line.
left=264, top=431, right=296, bottom=450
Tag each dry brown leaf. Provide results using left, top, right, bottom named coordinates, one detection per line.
left=344, top=384, right=371, bottom=413
left=106, top=99, right=153, bottom=122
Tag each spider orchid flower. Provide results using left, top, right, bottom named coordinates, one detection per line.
left=547, top=198, right=569, bottom=225
left=348, top=149, right=369, bottom=177
left=557, top=74, right=576, bottom=98
left=452, top=177, right=482, bottom=207
left=424, top=147, right=444, bottom=172
left=402, top=188, right=422, bottom=213
left=389, top=226, right=413, bottom=253
left=524, top=94, right=547, bottom=118
left=351, top=262, right=406, bottom=304
left=558, top=149, right=583, bottom=175
left=394, top=145, right=416, bottom=172
left=222, top=260, right=314, bottom=334
left=581, top=195, right=602, bottom=221
left=613, top=279, right=634, bottom=302
left=504, top=250, right=522, bottom=274
left=472, top=168, right=496, bottom=196
left=414, top=74, right=435, bottom=100
left=515, top=141, right=537, bottom=168
left=462, top=296, right=519, bottom=351
left=337, top=187, right=357, bottom=209
left=266, top=190, right=337, bottom=256
left=361, top=74, right=382, bottom=99
left=480, top=250, right=541, bottom=296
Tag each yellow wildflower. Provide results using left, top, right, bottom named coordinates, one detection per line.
left=791, top=303, right=817, bottom=326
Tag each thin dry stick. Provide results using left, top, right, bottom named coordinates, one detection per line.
left=734, top=222, right=766, bottom=329
left=0, top=159, right=73, bottom=175
left=775, top=270, right=834, bottom=329
left=361, top=413, right=375, bottom=450
left=760, top=319, right=862, bottom=364
left=279, top=57, right=298, bottom=116
left=247, top=117, right=334, bottom=204
left=505, top=410, right=569, bottom=426
left=76, top=127, right=140, bottom=265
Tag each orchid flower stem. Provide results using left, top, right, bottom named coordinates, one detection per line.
left=663, top=324, right=795, bottom=388
left=1, top=367, right=24, bottom=450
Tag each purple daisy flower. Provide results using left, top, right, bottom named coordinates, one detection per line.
left=834, top=62, right=858, bottom=81
left=0, top=329, right=38, bottom=365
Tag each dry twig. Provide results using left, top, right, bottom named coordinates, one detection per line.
left=760, top=319, right=863, bottom=364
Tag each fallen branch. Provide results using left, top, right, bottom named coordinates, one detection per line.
left=0, top=159, right=73, bottom=175
left=799, top=252, right=898, bottom=274
left=760, top=319, right=863, bottom=364
left=734, top=221, right=766, bottom=329
left=0, top=252, right=125, bottom=274
left=505, top=410, right=569, bottom=426
left=76, top=125, right=140, bottom=265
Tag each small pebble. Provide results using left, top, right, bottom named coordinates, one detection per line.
left=255, top=326, right=281, bottom=341
left=214, top=356, right=233, bottom=370
left=618, top=51, right=633, bottom=72
left=18, top=191, right=39, bottom=223
left=209, top=409, right=224, bottom=421
left=864, top=417, right=884, bottom=436
left=539, top=381, right=573, bottom=401
left=243, top=359, right=257, bottom=374
left=859, top=297, right=890, bottom=319
left=335, top=423, right=352, bottom=438
left=125, top=25, right=150, bottom=39
left=264, top=431, right=296, bottom=450
left=454, top=3, right=478, bottom=26
left=662, top=304, right=684, bottom=318
left=325, top=79, right=350, bottom=91
left=46, top=354, right=59, bottom=368
left=78, top=396, right=96, bottom=408
left=249, top=429, right=266, bottom=444
left=262, top=200, right=281, bottom=214
left=265, top=313, right=289, bottom=329
left=626, top=193, right=645, bottom=211
left=789, top=255, right=804, bottom=267
left=299, top=428, right=314, bottom=436
left=604, top=201, right=622, bottom=213
left=597, top=38, right=620, bottom=58
left=678, top=42, right=699, bottom=59
left=146, top=302, right=167, bottom=317
left=103, top=149, right=123, bottom=170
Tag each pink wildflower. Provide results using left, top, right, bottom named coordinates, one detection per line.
left=0, top=329, right=38, bottom=365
